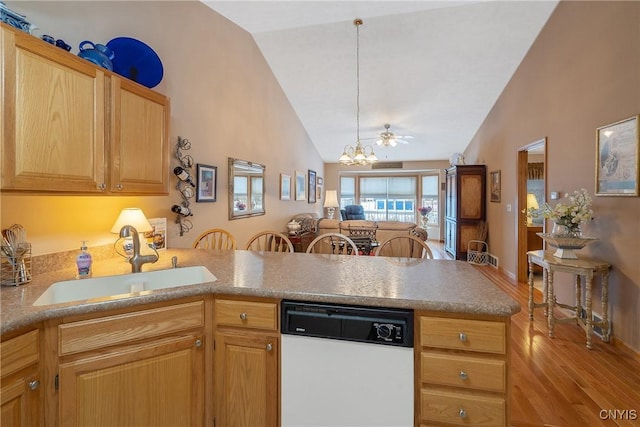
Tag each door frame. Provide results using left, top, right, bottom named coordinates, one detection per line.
left=516, top=138, right=547, bottom=283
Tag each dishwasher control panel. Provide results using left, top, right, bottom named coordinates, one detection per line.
left=281, top=300, right=414, bottom=347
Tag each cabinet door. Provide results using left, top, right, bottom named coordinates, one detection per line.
left=1, top=366, right=40, bottom=427
left=1, top=329, right=41, bottom=427
left=109, top=77, right=169, bottom=194
left=59, top=334, right=204, bottom=427
left=1, top=25, right=106, bottom=192
left=215, top=331, right=278, bottom=427
left=444, top=219, right=456, bottom=257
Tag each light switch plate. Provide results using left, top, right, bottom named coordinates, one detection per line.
left=550, top=192, right=559, bottom=200
left=506, top=204, right=512, bottom=212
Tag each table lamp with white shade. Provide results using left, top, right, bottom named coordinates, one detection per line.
left=110, top=208, right=154, bottom=257
left=323, top=190, right=340, bottom=220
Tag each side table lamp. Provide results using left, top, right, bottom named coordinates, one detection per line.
left=324, top=190, right=340, bottom=220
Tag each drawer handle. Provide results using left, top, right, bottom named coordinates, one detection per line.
left=195, top=339, right=202, bottom=348
left=240, top=312, right=248, bottom=321
left=29, top=380, right=40, bottom=390
left=266, top=343, right=273, bottom=351
left=459, top=332, right=467, bottom=342
left=459, top=408, right=467, bottom=419
left=459, top=370, right=468, bottom=380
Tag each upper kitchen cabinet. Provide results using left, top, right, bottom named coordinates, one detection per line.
left=109, top=77, right=169, bottom=194
left=1, top=24, right=105, bottom=192
left=0, top=24, right=169, bottom=194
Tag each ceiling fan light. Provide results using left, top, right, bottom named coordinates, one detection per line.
left=389, top=139, right=397, bottom=147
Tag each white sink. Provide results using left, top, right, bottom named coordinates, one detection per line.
left=33, top=266, right=216, bottom=306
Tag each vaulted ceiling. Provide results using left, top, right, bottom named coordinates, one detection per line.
left=204, top=1, right=558, bottom=163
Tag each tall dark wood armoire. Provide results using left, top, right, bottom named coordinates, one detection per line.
left=444, top=165, right=487, bottom=260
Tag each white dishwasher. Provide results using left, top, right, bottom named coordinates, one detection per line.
left=281, top=301, right=414, bottom=427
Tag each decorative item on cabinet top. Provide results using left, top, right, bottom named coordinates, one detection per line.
left=78, top=40, right=114, bottom=71
left=106, top=37, right=164, bottom=88
left=173, top=136, right=194, bottom=236
left=0, top=1, right=37, bottom=34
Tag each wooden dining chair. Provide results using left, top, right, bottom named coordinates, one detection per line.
left=374, top=235, right=433, bottom=259
left=192, top=228, right=237, bottom=250
left=305, top=233, right=359, bottom=255
left=244, top=231, right=294, bottom=253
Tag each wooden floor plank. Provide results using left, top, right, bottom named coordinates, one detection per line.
left=429, top=242, right=640, bottom=427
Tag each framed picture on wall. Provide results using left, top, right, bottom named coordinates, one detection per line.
left=280, top=173, right=291, bottom=200
left=490, top=170, right=501, bottom=202
left=308, top=170, right=317, bottom=203
left=196, top=164, right=217, bottom=202
left=295, top=170, right=306, bottom=201
left=596, top=115, right=639, bottom=196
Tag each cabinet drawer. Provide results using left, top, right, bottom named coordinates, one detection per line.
left=421, top=352, right=505, bottom=392
left=1, top=330, right=39, bottom=377
left=215, top=299, right=278, bottom=331
left=59, top=301, right=204, bottom=356
left=420, top=389, right=505, bottom=427
left=420, top=317, right=505, bottom=354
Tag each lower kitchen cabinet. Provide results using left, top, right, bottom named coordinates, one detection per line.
left=417, top=313, right=510, bottom=427
left=1, top=329, right=42, bottom=427
left=214, top=297, right=279, bottom=427
left=59, top=334, right=203, bottom=426
left=51, top=298, right=210, bottom=427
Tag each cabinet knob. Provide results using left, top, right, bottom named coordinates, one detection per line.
left=116, top=184, right=124, bottom=191
left=195, top=339, right=202, bottom=348
left=28, top=380, right=40, bottom=390
left=459, top=409, right=467, bottom=419
left=239, top=312, right=247, bottom=321
left=459, top=332, right=467, bottom=342
left=266, top=343, right=273, bottom=351
left=98, top=183, right=106, bottom=191
left=459, top=370, right=468, bottom=380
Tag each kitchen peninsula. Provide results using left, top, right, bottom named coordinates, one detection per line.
left=1, top=249, right=520, bottom=427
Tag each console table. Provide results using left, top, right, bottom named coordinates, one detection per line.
left=527, top=250, right=611, bottom=349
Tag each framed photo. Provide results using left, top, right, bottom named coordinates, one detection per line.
left=145, top=218, right=166, bottom=251
left=280, top=173, right=291, bottom=201
left=490, top=170, right=501, bottom=202
left=317, top=176, right=323, bottom=185
left=196, top=164, right=217, bottom=202
left=295, top=170, right=306, bottom=201
left=308, top=169, right=317, bottom=203
left=316, top=185, right=321, bottom=202
left=596, top=115, right=639, bottom=196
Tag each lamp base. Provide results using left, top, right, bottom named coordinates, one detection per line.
left=327, top=207, right=336, bottom=220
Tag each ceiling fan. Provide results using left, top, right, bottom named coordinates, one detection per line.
left=369, top=124, right=414, bottom=147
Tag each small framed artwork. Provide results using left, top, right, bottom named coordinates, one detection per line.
left=280, top=173, right=291, bottom=200
left=196, top=164, right=217, bottom=202
left=308, top=169, right=317, bottom=203
left=317, top=176, right=323, bottom=185
left=295, top=170, right=306, bottom=201
left=490, top=170, right=501, bottom=202
left=596, top=115, right=639, bottom=196
left=316, top=185, right=321, bottom=202
left=145, top=218, right=167, bottom=251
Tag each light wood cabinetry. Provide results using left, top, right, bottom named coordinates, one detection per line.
left=417, top=313, right=510, bottom=427
left=1, top=329, right=42, bottom=427
left=51, top=299, right=209, bottom=427
left=0, top=23, right=169, bottom=194
left=214, top=297, right=279, bottom=427
left=444, top=165, right=486, bottom=260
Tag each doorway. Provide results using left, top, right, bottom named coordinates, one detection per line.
left=516, top=138, right=547, bottom=283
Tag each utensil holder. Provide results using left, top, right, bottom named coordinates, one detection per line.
left=1, top=243, right=32, bottom=286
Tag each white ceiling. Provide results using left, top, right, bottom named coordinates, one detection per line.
left=203, top=1, right=558, bottom=163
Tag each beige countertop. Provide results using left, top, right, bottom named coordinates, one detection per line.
left=1, top=249, right=520, bottom=335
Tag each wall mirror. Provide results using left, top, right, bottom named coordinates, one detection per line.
left=228, top=158, right=265, bottom=220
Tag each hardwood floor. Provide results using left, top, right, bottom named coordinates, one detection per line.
left=426, top=241, right=640, bottom=427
